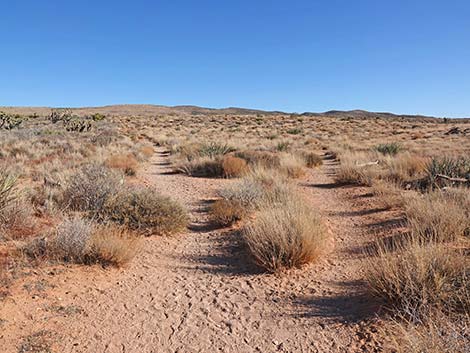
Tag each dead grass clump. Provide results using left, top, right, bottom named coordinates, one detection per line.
left=242, top=198, right=327, bottom=272
left=62, top=163, right=122, bottom=212
left=138, top=145, right=154, bottom=159
left=405, top=191, right=469, bottom=242
left=279, top=154, right=306, bottom=178
left=386, top=313, right=470, bottom=353
left=87, top=225, right=140, bottom=267
left=177, top=157, right=224, bottom=177
left=366, top=241, right=469, bottom=320
left=335, top=151, right=381, bottom=186
left=106, top=153, right=139, bottom=176
left=235, top=150, right=281, bottom=169
left=371, top=180, right=405, bottom=209
left=304, top=152, right=323, bottom=168
left=210, top=199, right=246, bottom=226
left=222, top=155, right=248, bottom=177
left=103, top=186, right=188, bottom=235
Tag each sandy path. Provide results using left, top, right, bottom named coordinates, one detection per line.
left=1, top=150, right=392, bottom=352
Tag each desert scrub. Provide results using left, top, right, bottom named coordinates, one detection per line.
left=211, top=168, right=293, bottom=225
left=221, top=155, right=248, bottom=177
left=0, top=171, right=18, bottom=222
left=103, top=186, right=188, bottom=236
left=242, top=198, right=327, bottom=272
left=234, top=150, right=281, bottom=169
left=405, top=190, right=470, bottom=242
left=87, top=225, right=140, bottom=267
left=425, top=156, right=470, bottom=188
left=62, top=163, right=123, bottom=212
left=375, top=142, right=402, bottom=156
left=177, top=156, right=224, bottom=177
left=303, top=152, right=323, bottom=168
left=366, top=241, right=469, bottom=320
left=105, top=153, right=139, bottom=176
left=26, top=218, right=139, bottom=267
left=279, top=153, right=306, bottom=178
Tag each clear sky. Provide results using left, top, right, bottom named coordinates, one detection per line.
left=1, top=0, right=469, bottom=117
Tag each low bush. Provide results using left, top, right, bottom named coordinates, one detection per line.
left=242, top=198, right=327, bottom=272
left=425, top=156, right=470, bottom=188
left=405, top=191, right=469, bottom=242
left=87, top=225, right=140, bottom=267
left=103, top=186, right=188, bottom=236
left=106, top=153, right=139, bottom=176
left=177, top=157, right=224, bottom=177
left=210, top=199, right=246, bottom=226
left=235, top=150, right=281, bottom=169
left=375, top=142, right=402, bottom=156
left=62, top=163, right=122, bottom=212
left=304, top=152, right=323, bottom=168
left=221, top=155, right=248, bottom=177
left=366, top=241, right=469, bottom=320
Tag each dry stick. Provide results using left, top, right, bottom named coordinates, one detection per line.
left=436, top=174, right=470, bottom=183
left=355, top=160, right=380, bottom=167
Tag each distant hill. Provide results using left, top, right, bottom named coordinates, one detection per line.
left=0, top=104, right=466, bottom=120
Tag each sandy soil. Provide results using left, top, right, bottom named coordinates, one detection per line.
left=0, top=149, right=402, bottom=352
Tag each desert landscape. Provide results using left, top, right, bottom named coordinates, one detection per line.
left=0, top=105, right=468, bottom=352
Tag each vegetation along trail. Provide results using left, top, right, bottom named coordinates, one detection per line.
left=2, top=148, right=391, bottom=352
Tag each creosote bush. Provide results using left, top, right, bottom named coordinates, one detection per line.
left=243, top=198, right=327, bottom=272
left=103, top=186, right=188, bottom=236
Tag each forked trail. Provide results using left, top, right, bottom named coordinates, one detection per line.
left=1, top=149, right=390, bottom=352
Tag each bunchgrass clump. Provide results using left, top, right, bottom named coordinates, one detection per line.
left=242, top=198, right=327, bottom=272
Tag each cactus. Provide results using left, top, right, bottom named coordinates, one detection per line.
left=0, top=112, right=25, bottom=130
left=65, top=119, right=93, bottom=132
left=50, top=108, right=73, bottom=123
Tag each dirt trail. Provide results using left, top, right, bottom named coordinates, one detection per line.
left=1, top=149, right=392, bottom=352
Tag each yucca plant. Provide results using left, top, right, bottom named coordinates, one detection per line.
left=426, top=157, right=470, bottom=188
left=375, top=142, right=402, bottom=156
left=198, top=142, right=234, bottom=158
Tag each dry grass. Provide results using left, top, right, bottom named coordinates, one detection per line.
left=106, top=153, right=139, bottom=176
left=221, top=155, right=248, bottom=177
left=103, top=186, right=188, bottom=236
left=405, top=191, right=469, bottom=242
left=303, top=152, right=323, bottom=168
left=177, top=156, right=224, bottom=177
left=279, top=153, right=306, bottom=178
left=366, top=241, right=469, bottom=320
left=243, top=198, right=327, bottom=272
left=386, top=314, right=470, bottom=353
left=87, top=225, right=140, bottom=267
left=210, top=199, right=246, bottom=226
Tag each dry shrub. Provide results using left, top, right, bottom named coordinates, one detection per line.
left=243, top=198, right=327, bottom=272
left=371, top=180, right=405, bottom=209
left=62, top=163, right=122, bottom=211
left=222, top=155, right=248, bottom=177
left=88, top=225, right=140, bottom=267
left=177, top=157, right=224, bottom=177
left=49, top=217, right=94, bottom=262
left=138, top=145, right=154, bottom=159
left=235, top=150, right=281, bottom=169
left=405, top=191, right=469, bottom=242
left=336, top=151, right=428, bottom=186
left=279, top=153, right=306, bottom=178
left=366, top=241, right=469, bottom=320
left=103, top=186, right=188, bottom=236
left=26, top=219, right=139, bottom=267
left=387, top=313, right=470, bottom=353
left=304, top=152, right=323, bottom=168
left=106, top=153, right=139, bottom=176
left=210, top=199, right=246, bottom=226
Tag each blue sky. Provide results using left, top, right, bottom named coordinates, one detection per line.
left=1, top=0, right=469, bottom=117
